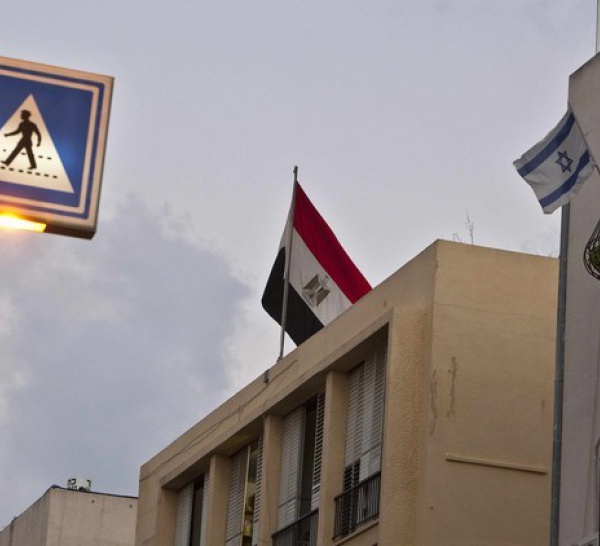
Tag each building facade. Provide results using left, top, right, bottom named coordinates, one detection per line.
left=136, top=240, right=557, bottom=546
left=0, top=485, right=137, bottom=546
left=560, top=51, right=600, bottom=546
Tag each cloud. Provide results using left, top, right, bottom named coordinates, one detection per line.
left=0, top=195, right=249, bottom=527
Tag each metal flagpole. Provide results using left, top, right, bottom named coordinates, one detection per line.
left=550, top=204, right=569, bottom=546
left=278, top=166, right=298, bottom=361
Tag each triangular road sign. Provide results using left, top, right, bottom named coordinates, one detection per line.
left=0, top=94, right=74, bottom=193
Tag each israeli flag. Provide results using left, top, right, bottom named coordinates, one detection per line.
left=514, top=109, right=596, bottom=214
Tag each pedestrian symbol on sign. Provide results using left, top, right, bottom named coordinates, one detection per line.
left=0, top=94, right=74, bottom=193
left=3, top=109, right=41, bottom=170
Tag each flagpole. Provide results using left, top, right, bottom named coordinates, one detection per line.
left=550, top=204, right=569, bottom=546
left=278, top=166, right=298, bottom=360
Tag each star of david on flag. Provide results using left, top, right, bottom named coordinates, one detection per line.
left=514, top=109, right=596, bottom=214
left=555, top=150, right=573, bottom=173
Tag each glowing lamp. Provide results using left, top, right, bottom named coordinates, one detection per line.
left=0, top=214, right=46, bottom=233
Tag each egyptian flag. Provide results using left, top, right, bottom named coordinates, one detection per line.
left=262, top=182, right=371, bottom=346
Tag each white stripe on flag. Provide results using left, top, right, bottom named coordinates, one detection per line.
left=288, top=228, right=352, bottom=326
left=514, top=110, right=595, bottom=214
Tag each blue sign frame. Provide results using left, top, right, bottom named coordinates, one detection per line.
left=0, top=57, right=113, bottom=239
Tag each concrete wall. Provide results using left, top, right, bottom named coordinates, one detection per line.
left=46, top=488, right=137, bottom=546
left=0, top=487, right=137, bottom=546
left=417, top=242, right=556, bottom=545
left=0, top=490, right=50, bottom=546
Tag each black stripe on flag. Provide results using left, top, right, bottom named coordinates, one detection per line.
left=261, top=248, right=324, bottom=346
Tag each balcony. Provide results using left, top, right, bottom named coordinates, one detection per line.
left=272, top=509, right=319, bottom=546
left=333, top=472, right=381, bottom=539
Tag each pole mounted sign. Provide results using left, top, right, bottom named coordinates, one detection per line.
left=0, top=56, right=113, bottom=239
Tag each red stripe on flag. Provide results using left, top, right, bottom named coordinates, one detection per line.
left=292, top=182, right=371, bottom=303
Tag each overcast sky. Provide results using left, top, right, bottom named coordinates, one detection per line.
left=0, top=0, right=595, bottom=527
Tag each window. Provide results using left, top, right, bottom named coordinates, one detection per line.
left=173, top=474, right=209, bottom=546
left=277, top=392, right=325, bottom=528
left=190, top=479, right=207, bottom=546
left=334, top=345, right=386, bottom=538
left=225, top=438, right=263, bottom=546
left=344, top=346, right=385, bottom=486
left=272, top=393, right=324, bottom=546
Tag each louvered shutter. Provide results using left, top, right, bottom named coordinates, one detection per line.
left=277, top=406, right=305, bottom=528
left=173, top=483, right=193, bottom=546
left=359, top=347, right=386, bottom=480
left=361, top=352, right=376, bottom=479
left=344, top=344, right=387, bottom=485
left=226, top=448, right=248, bottom=546
left=345, top=363, right=364, bottom=489
left=252, top=435, right=263, bottom=546
left=199, top=472, right=210, bottom=546
left=368, top=347, right=386, bottom=476
left=311, top=391, right=325, bottom=510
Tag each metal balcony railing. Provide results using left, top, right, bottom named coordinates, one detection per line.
left=272, top=509, right=319, bottom=546
left=333, top=472, right=381, bottom=539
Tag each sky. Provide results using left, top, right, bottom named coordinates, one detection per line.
left=0, top=0, right=595, bottom=528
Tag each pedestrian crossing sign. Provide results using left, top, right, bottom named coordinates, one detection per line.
left=0, top=56, right=113, bottom=239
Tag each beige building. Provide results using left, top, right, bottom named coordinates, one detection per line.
left=137, top=240, right=557, bottom=546
left=0, top=485, right=137, bottom=546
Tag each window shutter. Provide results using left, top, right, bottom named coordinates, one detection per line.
left=344, top=344, right=387, bottom=485
left=360, top=354, right=376, bottom=482
left=199, top=472, right=210, bottom=546
left=252, top=435, right=263, bottom=546
left=311, top=391, right=326, bottom=510
left=173, top=483, right=193, bottom=546
left=369, top=346, right=386, bottom=476
left=278, top=406, right=305, bottom=528
left=359, top=347, right=386, bottom=480
left=345, top=362, right=364, bottom=488
left=226, top=448, right=248, bottom=546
